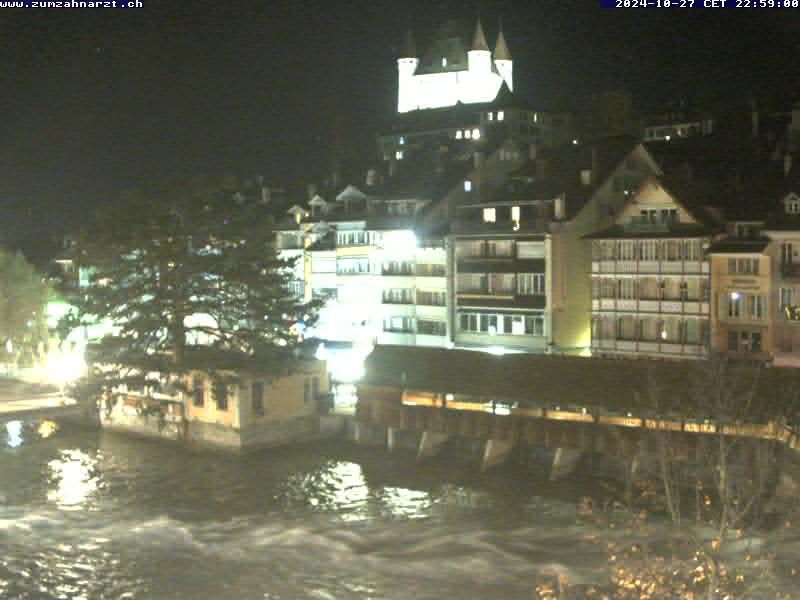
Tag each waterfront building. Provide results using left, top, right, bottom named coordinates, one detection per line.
left=100, top=358, right=331, bottom=450
left=588, top=177, right=721, bottom=359
left=764, top=190, right=800, bottom=365
left=449, top=137, right=661, bottom=353
left=274, top=183, right=449, bottom=350
left=708, top=234, right=772, bottom=361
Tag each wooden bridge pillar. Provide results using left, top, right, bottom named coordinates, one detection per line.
left=481, top=439, right=514, bottom=471
left=550, top=448, right=583, bottom=481
left=417, top=431, right=449, bottom=461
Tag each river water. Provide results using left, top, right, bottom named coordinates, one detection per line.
left=0, top=421, right=797, bottom=599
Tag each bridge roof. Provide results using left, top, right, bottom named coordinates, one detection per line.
left=361, top=346, right=800, bottom=420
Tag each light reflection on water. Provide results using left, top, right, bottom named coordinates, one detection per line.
left=47, top=449, right=99, bottom=508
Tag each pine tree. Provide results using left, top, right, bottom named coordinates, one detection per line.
left=62, top=176, right=318, bottom=394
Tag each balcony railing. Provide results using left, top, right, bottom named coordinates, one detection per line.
left=622, top=216, right=673, bottom=232
left=782, top=263, right=800, bottom=279
left=382, top=268, right=414, bottom=276
left=415, top=265, right=446, bottom=277
left=382, top=296, right=414, bottom=305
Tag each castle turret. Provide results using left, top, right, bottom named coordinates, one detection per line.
left=467, top=19, right=491, bottom=77
left=493, top=25, right=513, bottom=91
left=397, top=30, right=419, bottom=113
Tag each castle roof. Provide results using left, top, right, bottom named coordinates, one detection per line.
left=400, top=30, right=416, bottom=59
left=471, top=18, right=490, bottom=52
left=494, top=27, right=511, bottom=60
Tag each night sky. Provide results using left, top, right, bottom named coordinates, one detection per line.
left=0, top=0, right=797, bottom=242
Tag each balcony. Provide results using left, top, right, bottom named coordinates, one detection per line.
left=591, top=260, right=708, bottom=275
left=781, top=263, right=800, bottom=280
left=382, top=296, right=413, bottom=305
left=591, top=297, right=709, bottom=315
left=415, top=264, right=446, bottom=277
left=622, top=215, right=673, bottom=233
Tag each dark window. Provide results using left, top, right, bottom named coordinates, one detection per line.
left=193, top=376, right=205, bottom=407
left=751, top=332, right=762, bottom=353
left=304, top=380, right=311, bottom=404
left=214, top=381, right=228, bottom=411
left=504, top=316, right=513, bottom=333
left=312, top=377, right=320, bottom=402
left=252, top=382, right=264, bottom=416
left=727, top=331, right=738, bottom=352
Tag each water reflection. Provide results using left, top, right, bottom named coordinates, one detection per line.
left=47, top=449, right=99, bottom=508
left=380, top=486, right=431, bottom=518
left=37, top=420, right=59, bottom=439
left=5, top=420, right=23, bottom=448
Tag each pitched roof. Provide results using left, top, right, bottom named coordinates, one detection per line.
left=504, top=136, right=642, bottom=220
left=361, top=345, right=799, bottom=417
left=415, top=19, right=472, bottom=75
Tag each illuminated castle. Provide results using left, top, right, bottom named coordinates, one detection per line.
left=397, top=19, right=513, bottom=113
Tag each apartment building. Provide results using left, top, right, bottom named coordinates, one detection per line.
left=449, top=137, right=661, bottom=353
left=589, top=177, right=720, bottom=359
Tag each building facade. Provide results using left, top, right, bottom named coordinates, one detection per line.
left=589, top=178, right=717, bottom=359
left=449, top=138, right=661, bottom=354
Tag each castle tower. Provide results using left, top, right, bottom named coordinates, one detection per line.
left=467, top=18, right=491, bottom=77
left=397, top=30, right=419, bottom=113
left=493, top=24, right=513, bottom=91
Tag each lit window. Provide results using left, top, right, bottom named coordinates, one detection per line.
left=464, top=180, right=473, bottom=192
left=399, top=136, right=405, bottom=145
left=788, top=201, right=800, bottom=214
left=483, top=207, right=496, bottom=223
left=532, top=112, right=538, bottom=123
left=572, top=139, right=578, bottom=145
left=455, top=130, right=463, bottom=139
left=465, top=129, right=472, bottom=139
left=395, top=150, right=404, bottom=160
left=488, top=112, right=494, bottom=121
left=441, top=57, right=447, bottom=68
left=511, top=206, right=520, bottom=230
left=472, top=128, right=481, bottom=140
left=497, top=110, right=504, bottom=121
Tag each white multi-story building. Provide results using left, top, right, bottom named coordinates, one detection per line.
left=275, top=185, right=448, bottom=350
